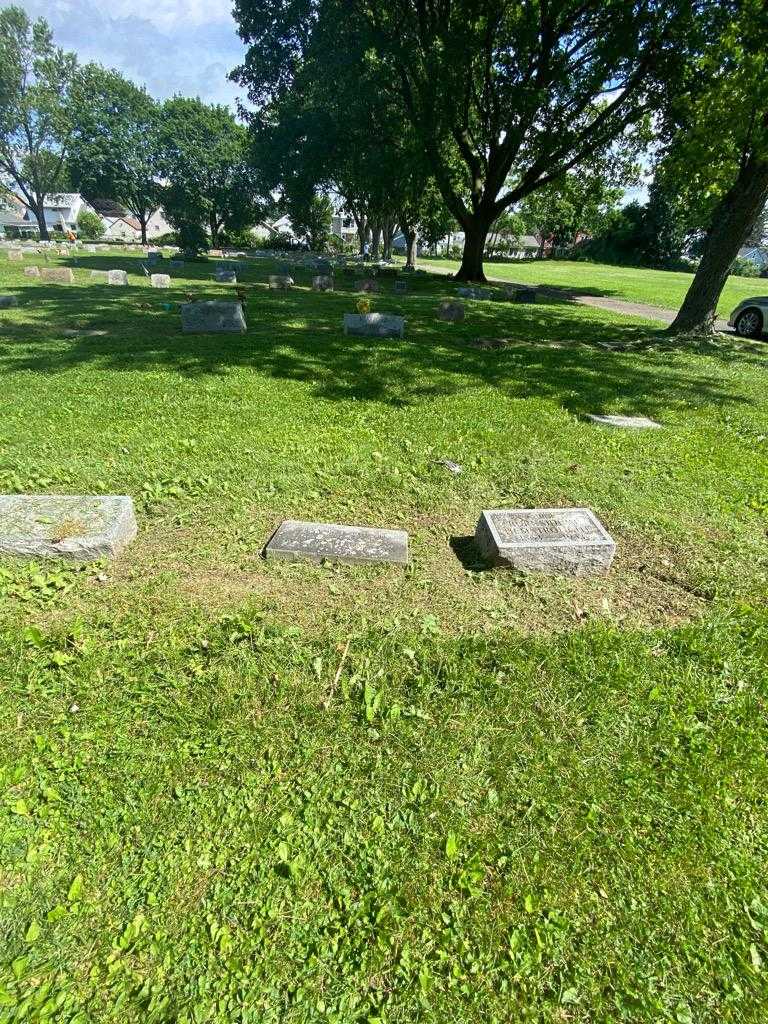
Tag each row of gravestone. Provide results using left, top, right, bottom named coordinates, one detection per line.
left=0, top=494, right=622, bottom=577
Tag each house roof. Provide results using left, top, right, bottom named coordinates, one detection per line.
left=42, top=193, right=82, bottom=209
left=103, top=214, right=141, bottom=231
left=91, top=198, right=127, bottom=216
left=519, top=235, right=541, bottom=248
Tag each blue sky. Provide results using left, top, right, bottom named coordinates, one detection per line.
left=20, top=0, right=247, bottom=109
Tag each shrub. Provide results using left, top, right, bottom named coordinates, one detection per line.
left=730, top=256, right=761, bottom=278
left=76, top=210, right=104, bottom=240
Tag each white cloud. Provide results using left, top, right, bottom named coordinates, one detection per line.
left=19, top=0, right=247, bottom=109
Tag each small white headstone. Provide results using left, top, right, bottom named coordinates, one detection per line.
left=265, top=520, right=409, bottom=566
left=151, top=274, right=170, bottom=288
left=474, top=507, right=615, bottom=576
left=586, top=414, right=661, bottom=430
left=107, top=269, right=128, bottom=286
left=0, top=495, right=137, bottom=561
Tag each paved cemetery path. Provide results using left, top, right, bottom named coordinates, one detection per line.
left=423, top=263, right=732, bottom=332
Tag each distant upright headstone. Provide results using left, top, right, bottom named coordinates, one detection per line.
left=312, top=275, right=334, bottom=291
left=356, top=279, right=379, bottom=293
left=108, top=269, right=128, bottom=286
left=343, top=313, right=405, bottom=338
left=0, top=295, right=18, bottom=308
left=7, top=249, right=23, bottom=261
left=215, top=269, right=237, bottom=284
left=265, top=519, right=410, bottom=566
left=209, top=249, right=224, bottom=258
left=456, top=286, right=493, bottom=300
left=393, top=279, right=408, bottom=294
left=180, top=300, right=246, bottom=333
left=437, top=300, right=465, bottom=322
left=23, top=266, right=40, bottom=278
left=474, top=507, right=616, bottom=576
left=150, top=274, right=170, bottom=288
left=40, top=268, right=74, bottom=284
left=0, top=494, right=137, bottom=561
left=586, top=414, right=662, bottom=429
left=269, top=275, right=293, bottom=289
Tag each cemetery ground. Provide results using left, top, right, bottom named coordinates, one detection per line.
left=419, top=256, right=762, bottom=318
left=0, top=249, right=767, bottom=1023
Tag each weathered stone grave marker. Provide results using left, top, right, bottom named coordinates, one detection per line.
left=343, top=313, right=405, bottom=338
left=24, top=266, right=40, bottom=278
left=356, top=279, right=379, bottom=293
left=269, top=275, right=294, bottom=289
left=265, top=520, right=410, bottom=566
left=312, top=275, right=334, bottom=291
left=0, top=494, right=137, bottom=561
left=474, top=507, right=615, bottom=576
left=108, top=269, right=128, bottom=286
left=40, top=268, right=74, bottom=284
left=7, top=249, right=23, bottom=261
left=437, top=300, right=465, bottom=322
left=586, top=414, right=661, bottom=430
left=215, top=269, right=237, bottom=284
left=151, top=274, right=170, bottom=288
left=180, top=300, right=246, bottom=334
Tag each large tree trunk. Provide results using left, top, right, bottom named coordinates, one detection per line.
left=355, top=215, right=368, bottom=255
left=382, top=218, right=396, bottom=259
left=669, top=157, right=768, bottom=335
left=209, top=215, right=220, bottom=248
left=456, top=216, right=492, bottom=281
left=139, top=213, right=148, bottom=245
left=32, top=198, right=49, bottom=241
left=370, top=224, right=381, bottom=258
left=400, top=221, right=418, bottom=269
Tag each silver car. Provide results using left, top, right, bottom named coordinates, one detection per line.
left=728, top=296, right=768, bottom=337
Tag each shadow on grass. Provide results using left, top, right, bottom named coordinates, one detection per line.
left=0, top=255, right=762, bottom=417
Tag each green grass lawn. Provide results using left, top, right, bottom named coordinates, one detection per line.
left=418, top=256, right=765, bottom=317
left=1, top=249, right=767, bottom=1023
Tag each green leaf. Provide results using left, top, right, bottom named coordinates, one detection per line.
left=444, top=832, right=458, bottom=860
left=25, top=919, right=42, bottom=944
left=67, top=874, right=84, bottom=902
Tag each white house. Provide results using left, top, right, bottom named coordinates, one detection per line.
left=738, top=246, right=768, bottom=271
left=101, top=215, right=142, bottom=241
left=24, top=193, right=97, bottom=233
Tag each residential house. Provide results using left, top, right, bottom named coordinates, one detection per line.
left=24, top=193, right=98, bottom=233
left=738, top=245, right=768, bottom=273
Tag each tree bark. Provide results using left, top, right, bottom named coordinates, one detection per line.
left=669, top=156, right=768, bottom=334
left=32, top=198, right=49, bottom=241
left=209, top=214, right=220, bottom=248
left=456, top=216, right=492, bottom=281
left=139, top=213, right=148, bottom=245
left=382, top=218, right=396, bottom=259
left=401, top=222, right=418, bottom=269
left=370, top=224, right=381, bottom=258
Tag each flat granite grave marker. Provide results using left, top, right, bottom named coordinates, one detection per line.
left=0, top=295, right=18, bottom=308
left=265, top=520, right=409, bottom=566
left=24, top=266, right=40, bottom=278
left=151, top=274, right=170, bottom=288
left=437, top=300, right=465, bottom=322
left=474, top=507, right=615, bottom=576
left=586, top=414, right=661, bottom=430
left=180, top=300, right=246, bottom=334
left=40, top=268, right=74, bottom=284
left=0, top=494, right=137, bottom=561
left=343, top=313, right=405, bottom=338
left=108, top=269, right=128, bottom=286
left=269, top=275, right=294, bottom=289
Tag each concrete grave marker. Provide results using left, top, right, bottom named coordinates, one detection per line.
left=269, top=275, right=293, bottom=289
left=180, top=300, right=246, bottom=334
left=343, top=313, right=405, bottom=338
left=215, top=269, right=237, bottom=284
left=437, top=300, right=465, bottom=322
left=0, top=494, right=137, bottom=561
left=24, top=266, right=40, bottom=278
left=265, top=520, right=409, bottom=566
left=312, top=275, right=334, bottom=291
left=0, top=295, right=18, bottom=308
left=7, top=249, right=23, bottom=261
left=456, top=286, right=493, bottom=300
left=40, top=268, right=74, bottom=284
left=474, top=507, right=616, bottom=576
left=586, top=414, right=661, bottom=430
left=356, top=279, right=379, bottom=293
left=108, top=269, right=128, bottom=286
left=151, top=274, right=170, bottom=288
